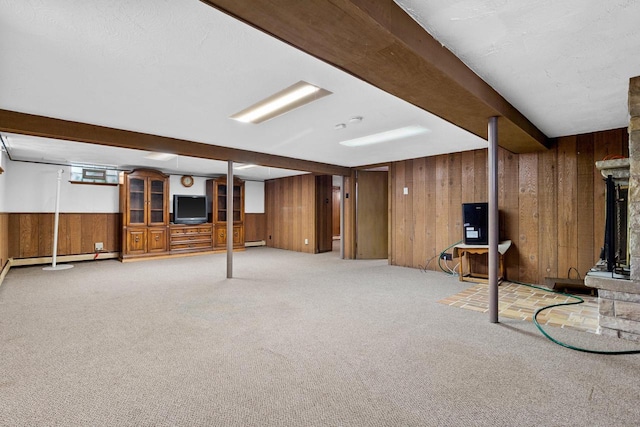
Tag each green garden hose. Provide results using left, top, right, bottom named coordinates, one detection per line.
left=512, top=280, right=640, bottom=355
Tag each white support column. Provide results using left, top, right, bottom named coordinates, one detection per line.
left=227, top=160, right=233, bottom=279
left=488, top=117, right=499, bottom=323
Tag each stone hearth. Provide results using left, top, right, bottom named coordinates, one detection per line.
left=585, top=76, right=640, bottom=342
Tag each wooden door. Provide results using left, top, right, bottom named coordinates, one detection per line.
left=356, top=170, right=388, bottom=259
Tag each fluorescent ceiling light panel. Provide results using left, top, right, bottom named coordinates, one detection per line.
left=339, top=126, right=430, bottom=147
left=144, top=152, right=177, bottom=161
left=234, top=164, right=257, bottom=170
left=230, top=81, right=332, bottom=124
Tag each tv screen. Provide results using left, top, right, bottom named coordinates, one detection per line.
left=173, top=195, right=208, bottom=225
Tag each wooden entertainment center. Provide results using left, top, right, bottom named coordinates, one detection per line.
left=119, top=169, right=244, bottom=261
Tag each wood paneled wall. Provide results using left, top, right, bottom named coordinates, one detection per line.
left=0, top=213, right=8, bottom=268
left=265, top=175, right=334, bottom=253
left=6, top=213, right=120, bottom=259
left=265, top=175, right=317, bottom=253
left=332, top=187, right=340, bottom=237
left=315, top=175, right=333, bottom=253
left=390, top=128, right=628, bottom=285
left=245, top=213, right=267, bottom=242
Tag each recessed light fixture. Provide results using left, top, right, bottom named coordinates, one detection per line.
left=234, top=164, right=257, bottom=170
left=334, top=123, right=347, bottom=130
left=230, top=81, right=332, bottom=124
left=349, top=116, right=363, bottom=123
left=144, top=152, right=177, bottom=161
left=339, top=125, right=430, bottom=147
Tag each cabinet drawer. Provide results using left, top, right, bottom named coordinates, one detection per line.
left=171, top=241, right=213, bottom=251
left=171, top=234, right=209, bottom=242
left=170, top=225, right=212, bottom=235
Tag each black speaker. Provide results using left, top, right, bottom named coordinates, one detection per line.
left=462, top=203, right=488, bottom=245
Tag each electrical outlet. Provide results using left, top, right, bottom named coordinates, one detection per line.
left=304, top=238, right=309, bottom=245
left=440, top=252, right=452, bottom=261
left=94, top=242, right=104, bottom=252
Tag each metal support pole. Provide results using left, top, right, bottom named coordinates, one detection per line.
left=488, top=116, right=499, bottom=323
left=227, top=160, right=233, bottom=279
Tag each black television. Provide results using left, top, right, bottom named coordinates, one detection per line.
left=173, top=195, right=208, bottom=225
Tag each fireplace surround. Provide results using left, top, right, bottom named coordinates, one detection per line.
left=585, top=76, right=640, bottom=342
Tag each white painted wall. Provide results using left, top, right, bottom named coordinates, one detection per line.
left=245, top=181, right=264, bottom=214
left=1, top=161, right=266, bottom=214
left=3, top=161, right=119, bottom=213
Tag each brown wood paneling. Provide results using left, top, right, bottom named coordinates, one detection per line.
left=245, top=213, right=267, bottom=242
left=435, top=155, right=450, bottom=263
left=557, top=136, right=578, bottom=278
left=412, top=158, right=429, bottom=269
left=517, top=153, right=539, bottom=283
left=265, top=174, right=317, bottom=254
left=448, top=153, right=463, bottom=247
left=67, top=213, right=83, bottom=254
left=461, top=151, right=475, bottom=204
left=343, top=171, right=357, bottom=259
left=0, top=213, right=8, bottom=268
left=8, top=214, right=20, bottom=259
left=39, top=213, right=54, bottom=257
left=20, top=214, right=39, bottom=258
left=538, top=145, right=558, bottom=282
left=387, top=127, right=628, bottom=286
left=332, top=186, right=340, bottom=237
left=315, top=175, right=333, bottom=253
left=499, top=148, right=520, bottom=281
left=424, top=157, right=437, bottom=268
left=6, top=213, right=120, bottom=259
left=391, top=162, right=404, bottom=265
left=356, top=170, right=388, bottom=259
left=576, top=133, right=595, bottom=277
left=474, top=149, right=488, bottom=202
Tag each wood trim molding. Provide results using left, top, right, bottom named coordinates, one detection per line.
left=200, top=0, right=549, bottom=153
left=0, top=109, right=352, bottom=176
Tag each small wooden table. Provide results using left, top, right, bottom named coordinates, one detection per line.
left=452, top=240, right=512, bottom=283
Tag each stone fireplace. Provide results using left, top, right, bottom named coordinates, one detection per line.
left=585, top=76, right=640, bottom=342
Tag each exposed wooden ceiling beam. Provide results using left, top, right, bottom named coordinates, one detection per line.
left=0, top=109, right=352, bottom=176
left=201, top=0, right=549, bottom=153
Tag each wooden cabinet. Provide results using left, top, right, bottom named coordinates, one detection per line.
left=207, top=177, right=245, bottom=250
left=170, top=223, right=213, bottom=254
left=119, top=169, right=169, bottom=260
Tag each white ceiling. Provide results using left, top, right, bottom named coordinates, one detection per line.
left=396, top=0, right=640, bottom=137
left=1, top=0, right=638, bottom=180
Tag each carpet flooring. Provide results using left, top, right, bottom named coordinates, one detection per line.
left=1, top=247, right=640, bottom=426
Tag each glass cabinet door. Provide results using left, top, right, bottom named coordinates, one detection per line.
left=217, top=183, right=227, bottom=222
left=148, top=178, right=166, bottom=225
left=128, top=177, right=146, bottom=225
left=233, top=185, right=241, bottom=222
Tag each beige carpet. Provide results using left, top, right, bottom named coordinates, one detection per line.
left=1, top=247, right=639, bottom=426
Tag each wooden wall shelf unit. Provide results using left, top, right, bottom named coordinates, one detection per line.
left=169, top=223, right=213, bottom=254
left=206, top=177, right=245, bottom=250
left=119, top=169, right=170, bottom=261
